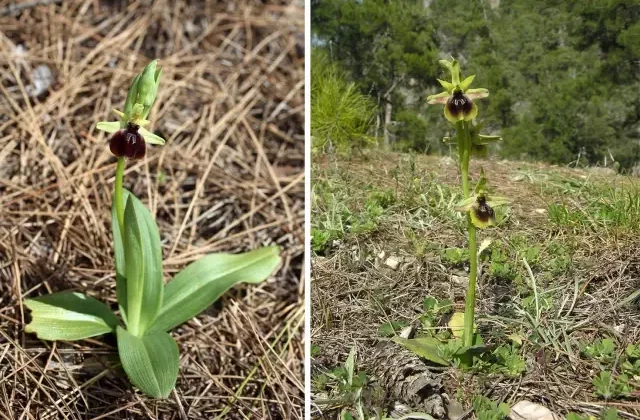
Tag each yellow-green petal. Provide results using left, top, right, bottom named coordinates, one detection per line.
left=466, top=88, right=489, bottom=100
left=427, top=91, right=450, bottom=104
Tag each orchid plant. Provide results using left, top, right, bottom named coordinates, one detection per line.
left=24, top=60, right=281, bottom=398
left=430, top=58, right=508, bottom=354
left=393, top=59, right=508, bottom=367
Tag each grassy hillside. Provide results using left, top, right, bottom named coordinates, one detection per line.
left=311, top=152, right=640, bottom=418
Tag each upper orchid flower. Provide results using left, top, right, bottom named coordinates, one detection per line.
left=427, top=59, right=489, bottom=123
left=96, top=60, right=166, bottom=159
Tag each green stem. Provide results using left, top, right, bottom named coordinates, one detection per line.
left=115, top=157, right=126, bottom=233
left=457, top=121, right=477, bottom=348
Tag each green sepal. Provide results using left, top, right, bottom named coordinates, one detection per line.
left=486, top=195, right=509, bottom=208
left=437, top=79, right=455, bottom=93
left=139, top=127, right=166, bottom=145
left=24, top=292, right=119, bottom=341
left=96, top=121, right=121, bottom=133
left=450, top=60, right=461, bottom=86
left=116, top=326, right=179, bottom=398
left=459, top=74, right=475, bottom=91
left=455, top=196, right=476, bottom=212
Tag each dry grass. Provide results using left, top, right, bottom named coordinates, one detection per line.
left=0, top=0, right=304, bottom=418
left=311, top=152, right=640, bottom=418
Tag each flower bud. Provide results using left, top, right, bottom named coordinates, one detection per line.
left=109, top=123, right=146, bottom=160
left=136, top=60, right=161, bottom=118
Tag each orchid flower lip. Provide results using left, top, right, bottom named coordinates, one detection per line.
left=109, top=123, right=146, bottom=160
left=471, top=196, right=496, bottom=228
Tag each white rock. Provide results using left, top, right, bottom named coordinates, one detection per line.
left=385, top=256, right=401, bottom=270
left=510, top=400, right=562, bottom=420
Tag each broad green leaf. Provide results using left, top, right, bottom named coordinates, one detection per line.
left=392, top=336, right=449, bottom=366
left=123, top=194, right=163, bottom=336
left=149, top=246, right=280, bottom=332
left=25, top=292, right=118, bottom=341
left=112, top=189, right=129, bottom=326
left=116, top=326, right=178, bottom=398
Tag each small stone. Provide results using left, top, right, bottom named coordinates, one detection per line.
left=447, top=399, right=466, bottom=420
left=535, top=208, right=547, bottom=214
left=451, top=274, right=468, bottom=287
left=510, top=400, right=562, bottom=420
left=378, top=250, right=386, bottom=260
left=398, top=325, right=414, bottom=339
left=385, top=256, right=401, bottom=270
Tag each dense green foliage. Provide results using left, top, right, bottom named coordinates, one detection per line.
left=311, top=49, right=377, bottom=153
left=312, top=0, right=640, bottom=170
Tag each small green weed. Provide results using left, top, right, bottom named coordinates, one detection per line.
left=592, top=371, right=632, bottom=398
left=582, top=338, right=616, bottom=364
left=472, top=395, right=510, bottom=420
left=441, top=247, right=469, bottom=266
left=313, top=347, right=370, bottom=419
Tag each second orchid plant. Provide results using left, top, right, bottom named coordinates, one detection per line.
left=24, top=61, right=281, bottom=398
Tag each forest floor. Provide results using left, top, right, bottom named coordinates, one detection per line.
left=311, top=152, right=640, bottom=419
left=0, top=1, right=304, bottom=419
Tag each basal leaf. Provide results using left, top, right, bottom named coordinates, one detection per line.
left=116, top=326, right=178, bottom=398
left=149, top=246, right=280, bottom=332
left=123, top=193, right=163, bottom=336
left=25, top=292, right=118, bottom=341
left=392, top=336, right=449, bottom=366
